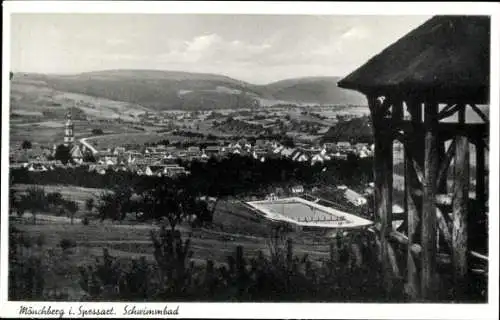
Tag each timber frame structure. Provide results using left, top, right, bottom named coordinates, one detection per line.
left=338, top=16, right=490, bottom=300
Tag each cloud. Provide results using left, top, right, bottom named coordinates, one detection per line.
left=340, top=26, right=369, bottom=40
left=185, top=34, right=222, bottom=52
left=155, top=33, right=273, bottom=65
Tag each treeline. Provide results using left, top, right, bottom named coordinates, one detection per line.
left=11, top=155, right=373, bottom=198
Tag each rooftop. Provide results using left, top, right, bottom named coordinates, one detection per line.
left=338, top=16, right=490, bottom=104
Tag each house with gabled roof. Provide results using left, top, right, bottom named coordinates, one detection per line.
left=281, top=147, right=295, bottom=158
left=27, top=163, right=48, bottom=172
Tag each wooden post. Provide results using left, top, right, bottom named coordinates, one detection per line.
left=437, top=141, right=447, bottom=194
left=405, top=135, right=420, bottom=299
left=369, top=95, right=393, bottom=290
left=421, top=102, right=439, bottom=300
left=453, top=104, right=469, bottom=299
left=475, top=132, right=486, bottom=216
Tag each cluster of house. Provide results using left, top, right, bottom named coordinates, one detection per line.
left=267, top=141, right=373, bottom=164
left=90, top=139, right=358, bottom=169
left=87, top=162, right=188, bottom=177
left=10, top=138, right=374, bottom=176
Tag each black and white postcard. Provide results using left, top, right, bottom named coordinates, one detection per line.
left=1, top=1, right=499, bottom=319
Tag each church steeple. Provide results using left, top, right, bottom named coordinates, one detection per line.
left=64, top=111, right=74, bottom=147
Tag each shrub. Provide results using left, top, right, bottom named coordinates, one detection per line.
left=36, top=234, right=46, bottom=247
left=82, top=216, right=90, bottom=226
left=85, top=198, right=94, bottom=212
left=21, top=140, right=32, bottom=149
left=59, top=238, right=77, bottom=252
left=79, top=248, right=148, bottom=300
left=78, top=229, right=403, bottom=302
left=91, top=128, right=104, bottom=135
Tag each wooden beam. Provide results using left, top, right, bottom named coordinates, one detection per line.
left=393, top=100, right=404, bottom=122
left=408, top=101, right=422, bottom=124
left=470, top=104, right=489, bottom=124
left=452, top=104, right=470, bottom=298
left=437, top=140, right=447, bottom=195
left=436, top=207, right=452, bottom=248
left=438, top=104, right=456, bottom=116
left=412, top=159, right=425, bottom=185
left=436, top=138, right=456, bottom=191
left=396, top=121, right=488, bottom=140
left=421, top=102, right=439, bottom=300
left=470, top=251, right=488, bottom=262
left=438, top=104, right=460, bottom=120
left=405, top=146, right=424, bottom=185
left=388, top=230, right=488, bottom=268
left=387, top=241, right=401, bottom=277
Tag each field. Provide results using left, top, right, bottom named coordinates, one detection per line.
left=10, top=76, right=150, bottom=122
left=9, top=119, right=149, bottom=148
left=10, top=196, right=337, bottom=301
left=83, top=132, right=178, bottom=149
left=11, top=184, right=108, bottom=213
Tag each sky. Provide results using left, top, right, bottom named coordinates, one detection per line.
left=10, top=14, right=430, bottom=84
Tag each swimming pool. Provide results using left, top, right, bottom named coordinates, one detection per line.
left=246, top=197, right=373, bottom=229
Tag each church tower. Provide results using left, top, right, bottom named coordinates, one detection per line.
left=64, top=111, right=74, bottom=147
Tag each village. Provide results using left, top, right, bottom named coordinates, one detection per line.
left=9, top=110, right=374, bottom=210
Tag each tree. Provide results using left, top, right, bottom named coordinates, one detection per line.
left=21, top=140, right=32, bottom=150
left=281, top=137, right=295, bottom=148
left=65, top=200, right=79, bottom=225
left=22, top=186, right=47, bottom=224
left=91, top=128, right=104, bottom=135
left=83, top=152, right=96, bottom=163
left=47, top=191, right=63, bottom=206
left=143, top=184, right=192, bottom=231
left=54, top=145, right=72, bottom=165
left=97, top=193, right=121, bottom=222
left=85, top=198, right=94, bottom=213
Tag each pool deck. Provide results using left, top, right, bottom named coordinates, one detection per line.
left=246, top=197, right=373, bottom=229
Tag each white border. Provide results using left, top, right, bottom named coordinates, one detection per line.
left=2, top=2, right=499, bottom=319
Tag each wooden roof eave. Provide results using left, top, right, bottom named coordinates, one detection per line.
left=338, top=81, right=489, bottom=105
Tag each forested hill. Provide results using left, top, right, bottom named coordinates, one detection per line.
left=14, top=70, right=366, bottom=111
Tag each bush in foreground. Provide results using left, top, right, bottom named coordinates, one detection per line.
left=78, top=226, right=397, bottom=302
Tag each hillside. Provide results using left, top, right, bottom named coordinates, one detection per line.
left=10, top=74, right=150, bottom=122
left=322, top=116, right=374, bottom=143
left=13, top=70, right=367, bottom=111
